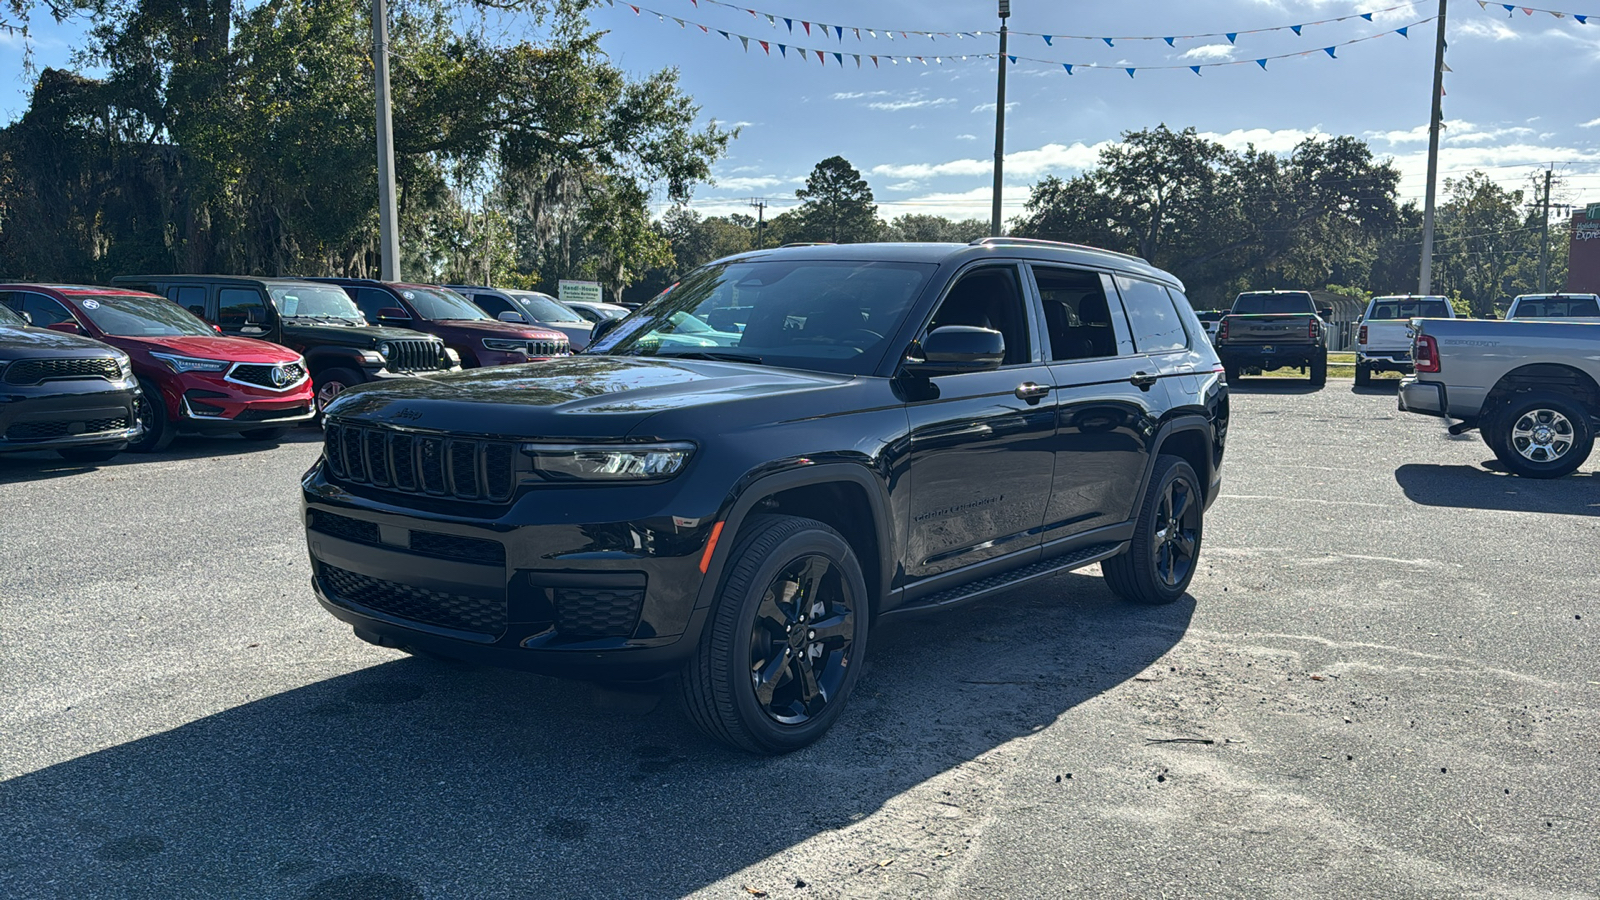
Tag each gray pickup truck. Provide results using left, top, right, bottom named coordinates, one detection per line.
left=1215, top=290, right=1331, bottom=387
left=1398, top=318, right=1600, bottom=477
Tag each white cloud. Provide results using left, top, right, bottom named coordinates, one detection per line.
left=1454, top=20, right=1521, bottom=41
left=1181, top=44, right=1236, bottom=61
left=886, top=181, right=923, bottom=192
left=868, top=97, right=956, bottom=111
left=831, top=91, right=890, bottom=100
left=972, top=102, right=1019, bottom=113
left=1198, top=127, right=1326, bottom=154
left=876, top=185, right=1034, bottom=222
left=870, top=141, right=1108, bottom=181
left=714, top=176, right=785, bottom=191
left=956, top=134, right=978, bottom=141
left=1581, top=118, right=1600, bottom=128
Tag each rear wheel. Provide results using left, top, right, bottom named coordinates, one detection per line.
left=1354, top=363, right=1371, bottom=387
left=1103, top=455, right=1203, bottom=605
left=1309, top=353, right=1328, bottom=388
left=1222, top=362, right=1240, bottom=385
left=314, top=367, right=362, bottom=416
left=127, top=378, right=175, bottom=453
left=1488, top=392, right=1593, bottom=479
left=679, top=514, right=869, bottom=754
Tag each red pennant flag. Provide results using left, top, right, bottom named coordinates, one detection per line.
left=815, top=49, right=825, bottom=63
left=803, top=22, right=811, bottom=36
left=698, top=24, right=708, bottom=33
left=629, top=4, right=639, bottom=13
left=760, top=40, right=770, bottom=54
left=871, top=55, right=878, bottom=67
left=1523, top=6, right=1533, bottom=12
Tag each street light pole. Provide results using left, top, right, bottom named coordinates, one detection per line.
left=373, top=0, right=401, bottom=280
left=990, top=0, right=1010, bottom=237
left=1418, top=0, right=1448, bottom=295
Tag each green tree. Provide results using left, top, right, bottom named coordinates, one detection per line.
left=887, top=214, right=988, bottom=243
left=1431, top=171, right=1531, bottom=315
left=790, top=155, right=881, bottom=243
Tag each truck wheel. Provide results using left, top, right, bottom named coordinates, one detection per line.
left=1309, top=354, right=1328, bottom=388
left=314, top=367, right=362, bottom=415
left=127, top=378, right=176, bottom=453
left=679, top=514, right=870, bottom=754
left=1354, top=363, right=1371, bottom=387
left=1489, top=393, right=1593, bottom=479
left=1103, top=455, right=1203, bottom=605
left=1223, top=363, right=1240, bottom=384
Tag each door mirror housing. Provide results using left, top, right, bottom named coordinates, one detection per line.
left=376, top=307, right=411, bottom=323
left=588, top=316, right=624, bottom=345
left=902, top=326, right=1006, bottom=377
left=46, top=320, right=83, bottom=335
left=1317, top=306, right=1334, bottom=320
left=496, top=310, right=528, bottom=324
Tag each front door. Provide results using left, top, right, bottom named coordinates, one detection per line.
left=902, top=264, right=1056, bottom=582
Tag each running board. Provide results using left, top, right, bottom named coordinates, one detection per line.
left=884, top=542, right=1125, bottom=618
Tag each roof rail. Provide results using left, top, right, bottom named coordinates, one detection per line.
left=967, top=236, right=1148, bottom=264
left=777, top=242, right=837, bottom=248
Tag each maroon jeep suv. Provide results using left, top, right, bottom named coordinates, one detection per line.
left=312, top=279, right=569, bottom=368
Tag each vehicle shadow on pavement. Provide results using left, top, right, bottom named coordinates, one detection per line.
left=1221, top=379, right=1323, bottom=394
left=1350, top=381, right=1401, bottom=395
left=0, top=573, right=1193, bottom=900
left=0, top=431, right=322, bottom=485
left=1394, top=463, right=1600, bottom=516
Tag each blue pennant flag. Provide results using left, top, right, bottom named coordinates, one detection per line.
left=1103, top=37, right=1115, bottom=47
left=835, top=25, right=843, bottom=40
left=1256, top=58, right=1268, bottom=69
left=784, top=18, right=792, bottom=32
left=1190, top=65, right=1202, bottom=74
left=1397, top=26, right=1409, bottom=37
left=1062, top=63, right=1073, bottom=74
left=1575, top=15, right=1587, bottom=24
left=1226, top=32, right=1237, bottom=43
left=1291, top=25, right=1302, bottom=35
left=1360, top=12, right=1373, bottom=20
left=1008, top=55, right=1017, bottom=63
left=834, top=52, right=843, bottom=65
left=1164, top=37, right=1175, bottom=46
left=718, top=30, right=729, bottom=39
left=1125, top=67, right=1136, bottom=77
left=1043, top=35, right=1053, bottom=46
left=1324, top=46, right=1336, bottom=57
left=778, top=43, right=787, bottom=56
left=1502, top=3, right=1515, bottom=12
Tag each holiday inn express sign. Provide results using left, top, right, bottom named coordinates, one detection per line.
left=1569, top=210, right=1600, bottom=294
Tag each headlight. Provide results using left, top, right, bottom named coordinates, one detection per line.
left=150, top=351, right=228, bottom=373
left=360, top=350, right=386, bottom=364
left=523, top=442, right=695, bottom=482
left=115, top=355, right=133, bottom=381
left=377, top=342, right=393, bottom=359
left=483, top=338, right=529, bottom=353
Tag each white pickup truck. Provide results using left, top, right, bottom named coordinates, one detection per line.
left=1355, top=295, right=1454, bottom=386
left=1505, top=293, right=1600, bottom=322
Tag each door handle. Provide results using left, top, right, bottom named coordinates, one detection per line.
left=1130, top=371, right=1159, bottom=390
left=1014, top=382, right=1051, bottom=403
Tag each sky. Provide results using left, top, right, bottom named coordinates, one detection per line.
left=4, top=0, right=1599, bottom=226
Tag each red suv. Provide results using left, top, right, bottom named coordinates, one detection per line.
left=312, top=279, right=569, bottom=367
left=0, top=284, right=315, bottom=451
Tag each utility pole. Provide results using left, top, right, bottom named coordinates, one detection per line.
left=750, top=198, right=768, bottom=249
left=990, top=0, right=1011, bottom=237
left=1539, top=167, right=1553, bottom=292
left=1418, top=0, right=1448, bottom=295
left=373, top=0, right=401, bottom=281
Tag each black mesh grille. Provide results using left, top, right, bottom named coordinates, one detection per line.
left=554, top=587, right=644, bottom=638
left=229, top=361, right=307, bottom=389
left=323, top=422, right=517, bottom=503
left=383, top=340, right=447, bottom=372
left=308, top=510, right=380, bottom=545
left=5, top=414, right=129, bottom=441
left=234, top=404, right=311, bottom=422
left=321, top=565, right=506, bottom=635
left=409, top=531, right=506, bottom=566
left=4, top=358, right=121, bottom=385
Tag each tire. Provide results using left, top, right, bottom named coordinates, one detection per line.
left=1103, top=455, right=1203, bottom=605
left=127, top=378, right=175, bottom=453
left=57, top=446, right=123, bottom=463
left=314, top=367, right=362, bottom=416
left=1487, top=392, right=1593, bottom=479
left=1354, top=363, right=1371, bottom=387
left=238, top=427, right=288, bottom=442
left=1309, top=353, right=1328, bottom=388
left=679, top=514, right=870, bottom=754
left=1222, top=362, right=1240, bottom=385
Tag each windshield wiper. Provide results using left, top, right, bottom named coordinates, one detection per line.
left=655, top=350, right=764, bottom=364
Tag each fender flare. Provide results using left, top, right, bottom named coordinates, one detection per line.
left=303, top=346, right=376, bottom=376
left=692, top=462, right=896, bottom=615
left=1131, top=414, right=1217, bottom=509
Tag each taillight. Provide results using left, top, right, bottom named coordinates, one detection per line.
left=1358, top=324, right=1368, bottom=345
left=1308, top=317, right=1318, bottom=339
left=1218, top=318, right=1229, bottom=341
left=1414, top=334, right=1440, bottom=373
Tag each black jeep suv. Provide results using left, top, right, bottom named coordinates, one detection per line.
left=302, top=239, right=1228, bottom=753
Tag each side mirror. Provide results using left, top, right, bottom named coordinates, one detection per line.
left=497, top=310, right=528, bottom=324
left=1318, top=306, right=1334, bottom=319
left=46, top=321, right=83, bottom=335
left=589, top=316, right=623, bottom=344
left=903, top=326, right=1006, bottom=377
left=376, top=307, right=410, bottom=323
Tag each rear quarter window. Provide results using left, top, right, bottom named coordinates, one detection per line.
left=1116, top=276, right=1189, bottom=353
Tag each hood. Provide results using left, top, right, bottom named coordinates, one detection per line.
left=0, top=325, right=125, bottom=358
left=279, top=320, right=439, bottom=349
left=113, top=333, right=302, bottom=363
left=325, top=355, right=849, bottom=439
left=427, top=319, right=568, bottom=342
left=544, top=322, right=593, bottom=349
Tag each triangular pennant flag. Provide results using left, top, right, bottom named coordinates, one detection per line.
left=671, top=17, right=684, bottom=28
left=777, top=43, right=786, bottom=56
left=1361, top=12, right=1373, bottom=20
left=815, top=49, right=824, bottom=63
left=1442, top=62, right=1452, bottom=71
left=1502, top=4, right=1514, bottom=12
left=917, top=56, right=927, bottom=65
left=1103, top=37, right=1115, bottom=47
left=868, top=30, right=876, bottom=37
left=853, top=54, right=861, bottom=67
left=1190, top=65, right=1202, bottom=74
left=1397, top=26, right=1409, bottom=37
left=1476, top=0, right=1486, bottom=7
left=834, top=52, right=843, bottom=65
left=1523, top=7, right=1534, bottom=15
left=1062, top=63, right=1073, bottom=74
left=802, top=22, right=811, bottom=36
left=718, top=30, right=728, bottom=39
left=759, top=39, right=768, bottom=53
left=887, top=31, right=894, bottom=40
left=628, top=4, right=638, bottom=13
left=1008, top=55, right=1017, bottom=63
left=765, top=14, right=775, bottom=26
left=1043, top=35, right=1054, bottom=46
left=698, top=24, right=708, bottom=33
left=1324, top=46, right=1336, bottom=57
left=853, top=28, right=860, bottom=39
left=1291, top=25, right=1303, bottom=35
left=1256, top=58, right=1268, bottom=68
left=783, top=18, right=791, bottom=32
left=1126, top=67, right=1136, bottom=77
left=738, top=35, right=747, bottom=50
left=689, top=0, right=696, bottom=5
left=1164, top=37, right=1175, bottom=46
left=870, top=55, right=878, bottom=67
left=1226, top=32, right=1237, bottom=43
left=835, top=26, right=843, bottom=40
left=1576, top=14, right=1588, bottom=24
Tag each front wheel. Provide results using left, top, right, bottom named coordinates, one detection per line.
left=127, top=379, right=175, bottom=453
left=1103, top=455, right=1203, bottom=605
left=313, top=367, right=362, bottom=416
left=1489, top=393, right=1594, bottom=479
left=679, top=514, right=870, bottom=754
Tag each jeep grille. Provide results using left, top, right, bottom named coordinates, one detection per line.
left=323, top=421, right=517, bottom=503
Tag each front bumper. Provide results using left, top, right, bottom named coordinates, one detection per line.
left=1397, top=376, right=1446, bottom=417
left=301, top=464, right=717, bottom=678
left=0, top=382, right=141, bottom=453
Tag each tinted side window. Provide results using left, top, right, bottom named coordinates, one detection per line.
left=14, top=292, right=77, bottom=327
left=474, top=294, right=513, bottom=317
left=1116, top=275, right=1188, bottom=353
left=168, top=286, right=208, bottom=319
left=217, top=288, right=268, bottom=328
left=351, top=288, right=397, bottom=322
left=1032, top=266, right=1121, bottom=361
left=926, top=266, right=1032, bottom=366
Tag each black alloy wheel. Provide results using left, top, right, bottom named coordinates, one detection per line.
left=1103, top=454, right=1203, bottom=605
left=680, top=514, right=870, bottom=754
left=127, top=378, right=175, bottom=453
left=1309, top=353, right=1328, bottom=388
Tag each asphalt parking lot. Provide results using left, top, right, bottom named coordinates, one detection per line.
left=2, top=379, right=1597, bottom=900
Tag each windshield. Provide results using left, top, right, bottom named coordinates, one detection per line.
left=271, top=285, right=365, bottom=321
left=506, top=291, right=584, bottom=323
left=402, top=287, right=491, bottom=321
left=1368, top=297, right=1451, bottom=319
left=585, top=258, right=937, bottom=375
left=1511, top=295, right=1600, bottom=318
left=1232, top=292, right=1315, bottom=315
left=76, top=294, right=214, bottom=337
left=0, top=303, right=25, bottom=328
